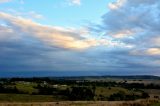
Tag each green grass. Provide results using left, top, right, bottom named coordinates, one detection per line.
left=95, top=87, right=131, bottom=96
left=15, top=82, right=38, bottom=94
left=151, top=102, right=160, bottom=106
left=94, top=87, right=142, bottom=100
left=0, top=94, right=54, bottom=102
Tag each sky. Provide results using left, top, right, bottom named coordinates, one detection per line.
left=0, top=0, right=160, bottom=77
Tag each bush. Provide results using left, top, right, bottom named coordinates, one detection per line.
left=68, top=86, right=95, bottom=101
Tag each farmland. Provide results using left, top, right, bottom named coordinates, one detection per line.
left=0, top=76, right=159, bottom=105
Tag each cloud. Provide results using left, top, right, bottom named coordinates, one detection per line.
left=0, top=0, right=11, bottom=3
left=104, top=0, right=160, bottom=71
left=150, top=37, right=160, bottom=47
left=87, top=0, right=160, bottom=74
left=146, top=48, right=160, bottom=55
left=108, top=0, right=126, bottom=10
left=102, top=0, right=160, bottom=39
left=132, top=48, right=160, bottom=56
left=1, top=0, right=160, bottom=75
left=68, top=0, right=81, bottom=6
left=99, top=0, right=160, bottom=53
left=0, top=12, right=130, bottom=50
left=27, top=11, right=44, bottom=19
left=0, top=11, right=141, bottom=74
left=0, top=12, right=91, bottom=50
left=108, top=29, right=136, bottom=38
left=5, top=9, right=44, bottom=20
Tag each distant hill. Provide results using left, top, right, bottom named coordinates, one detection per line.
left=1, top=75, right=159, bottom=81
left=50, top=75, right=160, bottom=80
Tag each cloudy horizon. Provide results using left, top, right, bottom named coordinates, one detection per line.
left=0, top=0, right=160, bottom=77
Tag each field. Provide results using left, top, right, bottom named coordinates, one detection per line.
left=15, top=82, right=38, bottom=94
left=0, top=76, right=160, bottom=106
left=151, top=102, right=160, bottom=106
left=0, top=94, right=54, bottom=102
left=0, top=100, right=159, bottom=106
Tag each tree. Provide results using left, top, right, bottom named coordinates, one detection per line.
left=141, top=92, right=149, bottom=98
left=68, top=87, right=95, bottom=101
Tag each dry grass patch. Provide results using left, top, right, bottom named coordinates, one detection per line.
left=0, top=99, right=159, bottom=106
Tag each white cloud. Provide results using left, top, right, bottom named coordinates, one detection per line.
left=102, top=0, right=160, bottom=55
left=108, top=0, right=126, bottom=10
left=109, top=29, right=136, bottom=38
left=6, top=9, right=44, bottom=20
left=0, top=11, right=133, bottom=51
left=146, top=48, right=160, bottom=55
left=68, top=0, right=81, bottom=6
left=28, top=11, right=43, bottom=19
left=0, top=12, right=124, bottom=50
left=0, top=0, right=11, bottom=3
left=130, top=48, right=160, bottom=56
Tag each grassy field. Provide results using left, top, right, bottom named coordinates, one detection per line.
left=94, top=86, right=141, bottom=100
left=0, top=99, right=159, bottom=106
left=0, top=87, right=143, bottom=102
left=0, top=94, right=54, bottom=102
left=0, top=81, right=154, bottom=102
left=151, top=102, right=160, bottom=106
left=0, top=76, right=159, bottom=104
left=143, top=89, right=160, bottom=98
left=96, top=87, right=124, bottom=98
left=15, top=82, right=38, bottom=94
left=96, top=87, right=132, bottom=96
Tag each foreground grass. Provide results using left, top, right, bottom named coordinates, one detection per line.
left=151, top=102, right=160, bottom=106
left=0, top=99, right=159, bottom=106
left=0, top=94, right=54, bottom=102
